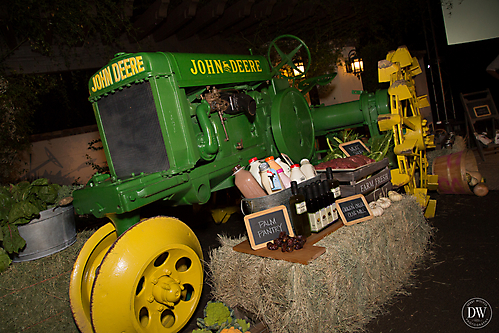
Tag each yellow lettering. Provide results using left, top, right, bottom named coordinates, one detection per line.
left=236, top=60, right=244, bottom=73
left=205, top=60, right=214, bottom=74
left=197, top=60, right=206, bottom=74
left=112, top=63, right=121, bottom=82
left=118, top=60, right=126, bottom=80
left=243, top=60, right=250, bottom=72
left=214, top=60, right=223, bottom=73
left=91, top=76, right=98, bottom=92
left=136, top=56, right=145, bottom=73
left=124, top=58, right=132, bottom=78
left=190, top=59, right=198, bottom=75
left=129, top=58, right=137, bottom=75
left=94, top=74, right=102, bottom=91
left=255, top=60, right=262, bottom=72
left=229, top=60, right=238, bottom=73
left=104, top=66, right=113, bottom=86
left=99, top=72, right=107, bottom=88
left=248, top=60, right=256, bottom=72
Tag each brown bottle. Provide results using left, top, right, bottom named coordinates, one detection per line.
left=232, top=164, right=267, bottom=198
left=289, top=181, right=312, bottom=238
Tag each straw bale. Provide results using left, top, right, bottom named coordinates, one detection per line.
left=208, top=196, right=433, bottom=333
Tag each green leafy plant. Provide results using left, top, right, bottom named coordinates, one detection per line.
left=0, top=178, right=80, bottom=272
left=194, top=301, right=251, bottom=333
left=323, top=130, right=364, bottom=161
left=322, top=129, right=393, bottom=162
left=85, top=138, right=109, bottom=174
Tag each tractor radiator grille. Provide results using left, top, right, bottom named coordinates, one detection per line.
left=97, top=82, right=169, bottom=179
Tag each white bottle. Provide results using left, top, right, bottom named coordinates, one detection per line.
left=259, top=162, right=283, bottom=194
left=300, top=159, right=317, bottom=180
left=289, top=164, right=306, bottom=184
left=277, top=168, right=291, bottom=189
left=248, top=157, right=263, bottom=187
left=275, top=157, right=291, bottom=178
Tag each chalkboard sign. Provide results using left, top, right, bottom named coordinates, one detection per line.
left=336, top=194, right=373, bottom=226
left=473, top=105, right=492, bottom=118
left=339, top=139, right=370, bottom=157
left=244, top=205, right=294, bottom=250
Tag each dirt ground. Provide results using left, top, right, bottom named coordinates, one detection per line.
left=2, top=150, right=497, bottom=333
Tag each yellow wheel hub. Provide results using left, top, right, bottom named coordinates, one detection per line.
left=70, top=216, right=204, bottom=333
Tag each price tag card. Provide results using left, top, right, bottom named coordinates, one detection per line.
left=339, top=139, right=370, bottom=157
left=336, top=194, right=373, bottom=226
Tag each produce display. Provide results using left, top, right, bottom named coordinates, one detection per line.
left=266, top=232, right=306, bottom=252
left=323, top=130, right=393, bottom=162
left=315, top=154, right=375, bottom=170
left=195, top=301, right=250, bottom=333
left=368, top=191, right=403, bottom=217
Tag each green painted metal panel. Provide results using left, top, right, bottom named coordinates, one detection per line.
left=76, top=42, right=395, bottom=235
left=164, top=53, right=272, bottom=87
left=271, top=88, right=315, bottom=162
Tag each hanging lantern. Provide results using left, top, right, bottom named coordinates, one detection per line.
left=346, top=49, right=364, bottom=78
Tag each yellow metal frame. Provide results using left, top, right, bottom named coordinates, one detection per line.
left=378, top=46, right=437, bottom=217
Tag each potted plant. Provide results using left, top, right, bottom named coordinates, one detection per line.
left=0, top=178, right=79, bottom=272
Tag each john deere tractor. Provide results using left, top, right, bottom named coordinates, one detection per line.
left=69, top=35, right=434, bottom=332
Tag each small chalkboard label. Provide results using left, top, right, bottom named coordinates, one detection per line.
left=244, top=205, right=294, bottom=250
left=339, top=139, right=370, bottom=157
left=336, top=194, right=373, bottom=226
left=473, top=105, right=491, bottom=118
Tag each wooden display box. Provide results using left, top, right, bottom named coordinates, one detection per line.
left=329, top=158, right=392, bottom=202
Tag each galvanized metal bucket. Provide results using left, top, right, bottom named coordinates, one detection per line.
left=241, top=175, right=321, bottom=228
left=12, top=205, right=77, bottom=262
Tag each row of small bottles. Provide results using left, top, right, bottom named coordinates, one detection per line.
left=288, top=167, right=342, bottom=237
left=231, top=155, right=318, bottom=199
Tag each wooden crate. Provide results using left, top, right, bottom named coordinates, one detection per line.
left=329, top=158, right=392, bottom=202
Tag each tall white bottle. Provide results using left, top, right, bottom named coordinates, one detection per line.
left=248, top=157, right=263, bottom=187
left=300, top=158, right=317, bottom=180
left=275, top=157, right=291, bottom=178
left=290, top=164, right=306, bottom=184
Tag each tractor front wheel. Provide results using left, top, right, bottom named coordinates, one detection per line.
left=70, top=216, right=204, bottom=333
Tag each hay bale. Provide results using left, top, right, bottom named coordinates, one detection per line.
left=208, top=196, right=432, bottom=333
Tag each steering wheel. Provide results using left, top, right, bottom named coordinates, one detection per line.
left=267, top=35, right=311, bottom=78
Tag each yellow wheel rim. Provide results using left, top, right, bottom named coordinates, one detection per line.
left=90, top=216, right=203, bottom=333
left=69, top=223, right=117, bottom=333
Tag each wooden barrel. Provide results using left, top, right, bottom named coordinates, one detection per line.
left=432, top=150, right=477, bottom=194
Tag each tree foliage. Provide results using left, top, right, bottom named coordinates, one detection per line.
left=1, top=0, right=133, bottom=57
left=0, top=0, right=134, bottom=183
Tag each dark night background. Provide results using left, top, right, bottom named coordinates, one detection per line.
left=2, top=0, right=498, bottom=136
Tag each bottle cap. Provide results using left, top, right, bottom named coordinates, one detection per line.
left=300, top=158, right=310, bottom=165
left=248, top=157, right=258, bottom=164
left=259, top=162, right=270, bottom=172
left=291, top=164, right=300, bottom=168
left=265, top=156, right=275, bottom=162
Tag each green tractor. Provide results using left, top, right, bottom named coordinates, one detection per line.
left=69, top=35, right=394, bottom=332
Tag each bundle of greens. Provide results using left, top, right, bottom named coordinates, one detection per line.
left=195, top=301, right=251, bottom=333
left=322, top=130, right=393, bottom=163
left=0, top=178, right=80, bottom=272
